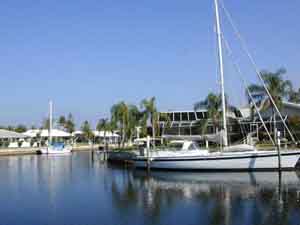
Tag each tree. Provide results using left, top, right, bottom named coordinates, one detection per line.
left=111, top=101, right=129, bottom=147
left=289, top=88, right=300, bottom=103
left=96, top=118, right=109, bottom=145
left=247, top=68, right=292, bottom=110
left=42, top=118, right=50, bottom=130
left=65, top=113, right=75, bottom=134
left=141, top=97, right=158, bottom=146
left=288, top=116, right=300, bottom=139
left=194, top=92, right=222, bottom=134
left=7, top=126, right=14, bottom=131
left=81, top=120, right=93, bottom=143
left=58, top=115, right=66, bottom=129
left=127, top=105, right=143, bottom=143
left=14, top=124, right=27, bottom=133
left=247, top=68, right=292, bottom=139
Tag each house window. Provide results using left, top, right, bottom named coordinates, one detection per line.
left=189, top=112, right=196, bottom=121
left=182, top=113, right=188, bottom=121
left=196, top=112, right=203, bottom=120
left=174, top=113, right=181, bottom=121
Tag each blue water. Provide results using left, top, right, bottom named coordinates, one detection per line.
left=0, top=152, right=299, bottom=225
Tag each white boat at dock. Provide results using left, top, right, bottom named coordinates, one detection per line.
left=38, top=101, right=72, bottom=155
left=133, top=0, right=300, bottom=171
left=133, top=140, right=300, bottom=171
left=38, top=142, right=72, bottom=154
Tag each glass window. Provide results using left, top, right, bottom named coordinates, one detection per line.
left=188, top=143, right=196, bottom=150
left=203, top=112, right=208, bottom=119
left=181, top=112, right=188, bottom=121
left=189, top=112, right=196, bottom=121
left=196, top=112, right=203, bottom=120
left=172, top=123, right=179, bottom=127
left=168, top=142, right=183, bottom=150
left=174, top=113, right=181, bottom=121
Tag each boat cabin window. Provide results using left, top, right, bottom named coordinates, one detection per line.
left=168, top=142, right=183, bottom=150
left=188, top=142, right=200, bottom=150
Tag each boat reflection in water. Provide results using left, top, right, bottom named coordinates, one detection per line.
left=0, top=153, right=299, bottom=225
left=110, top=166, right=300, bottom=225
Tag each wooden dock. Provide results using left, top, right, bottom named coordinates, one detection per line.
left=106, top=150, right=137, bottom=165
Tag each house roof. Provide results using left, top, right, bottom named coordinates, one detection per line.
left=283, top=101, right=300, bottom=109
left=23, top=129, right=71, bottom=137
left=93, top=131, right=120, bottom=137
left=0, top=129, right=28, bottom=139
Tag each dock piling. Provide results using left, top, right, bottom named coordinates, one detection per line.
left=146, top=135, right=151, bottom=172
left=276, top=130, right=282, bottom=171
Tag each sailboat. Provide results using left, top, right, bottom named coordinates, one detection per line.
left=38, top=101, right=72, bottom=154
left=133, top=0, right=300, bottom=171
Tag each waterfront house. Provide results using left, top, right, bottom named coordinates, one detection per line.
left=0, top=129, right=29, bottom=148
left=158, top=101, right=300, bottom=144
left=23, top=129, right=72, bottom=146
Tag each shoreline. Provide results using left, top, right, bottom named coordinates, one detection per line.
left=0, top=145, right=95, bottom=157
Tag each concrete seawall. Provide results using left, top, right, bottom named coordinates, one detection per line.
left=0, top=145, right=95, bottom=156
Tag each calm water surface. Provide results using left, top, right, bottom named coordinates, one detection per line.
left=0, top=152, right=300, bottom=225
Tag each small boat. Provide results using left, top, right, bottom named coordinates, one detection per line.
left=133, top=140, right=300, bottom=171
left=38, top=142, right=72, bottom=154
left=38, top=101, right=72, bottom=154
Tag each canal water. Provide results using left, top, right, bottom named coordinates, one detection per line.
left=0, top=152, right=299, bottom=225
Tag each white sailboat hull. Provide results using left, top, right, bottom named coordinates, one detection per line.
left=134, top=150, right=300, bottom=171
left=38, top=146, right=72, bottom=154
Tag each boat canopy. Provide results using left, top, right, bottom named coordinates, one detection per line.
left=163, top=130, right=226, bottom=145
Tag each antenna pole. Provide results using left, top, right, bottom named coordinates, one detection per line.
left=214, top=0, right=228, bottom=147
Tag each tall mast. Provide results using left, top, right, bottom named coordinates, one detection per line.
left=214, top=0, right=228, bottom=147
left=49, top=100, right=53, bottom=144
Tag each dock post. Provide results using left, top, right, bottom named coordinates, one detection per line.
left=276, top=130, right=282, bottom=171
left=146, top=135, right=151, bottom=172
left=104, top=141, right=108, bottom=161
left=277, top=170, right=284, bottom=211
left=205, top=140, right=209, bottom=149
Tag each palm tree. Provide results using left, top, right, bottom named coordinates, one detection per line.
left=158, top=113, right=172, bottom=137
left=194, top=92, right=222, bottom=134
left=141, top=97, right=158, bottom=147
left=58, top=115, right=66, bottom=130
left=127, top=105, right=143, bottom=144
left=65, top=113, right=75, bottom=134
left=247, top=68, right=292, bottom=139
left=81, top=120, right=93, bottom=143
left=96, top=118, right=109, bottom=145
left=111, top=101, right=129, bottom=147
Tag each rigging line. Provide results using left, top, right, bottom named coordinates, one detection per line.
left=221, top=34, right=276, bottom=146
left=219, top=0, right=298, bottom=144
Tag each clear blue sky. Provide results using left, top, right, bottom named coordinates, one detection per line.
left=0, top=0, right=299, bottom=128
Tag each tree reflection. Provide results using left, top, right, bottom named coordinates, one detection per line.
left=109, top=169, right=300, bottom=225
